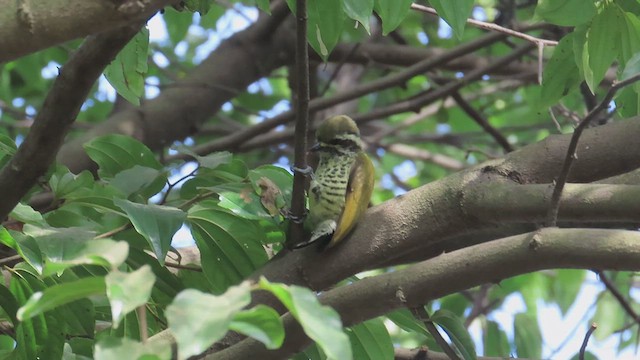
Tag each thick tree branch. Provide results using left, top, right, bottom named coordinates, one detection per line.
left=0, top=24, right=142, bottom=220
left=0, top=0, right=174, bottom=63
left=213, top=228, right=640, bottom=359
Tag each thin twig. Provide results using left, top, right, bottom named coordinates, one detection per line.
left=94, top=223, right=131, bottom=239
left=597, top=271, right=640, bottom=324
left=164, top=261, right=203, bottom=272
left=410, top=306, right=461, bottom=360
left=546, top=73, right=640, bottom=226
left=287, top=0, right=311, bottom=248
left=0, top=255, right=22, bottom=266
left=410, top=4, right=558, bottom=46
left=448, top=89, right=514, bottom=153
left=579, top=323, right=597, bottom=360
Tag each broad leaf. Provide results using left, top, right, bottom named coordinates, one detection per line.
left=94, top=336, right=170, bottom=360
left=166, top=283, right=251, bottom=359
left=374, top=0, right=413, bottom=35
left=430, top=0, right=474, bottom=39
left=84, top=134, right=161, bottom=178
left=431, top=309, right=476, bottom=360
left=20, top=225, right=129, bottom=276
left=585, top=5, right=621, bottom=92
left=114, top=199, right=186, bottom=265
left=106, top=265, right=156, bottom=328
left=104, top=28, right=149, bottom=105
left=17, top=277, right=105, bottom=321
left=347, top=318, right=393, bottom=360
left=343, top=0, right=374, bottom=34
left=230, top=305, right=284, bottom=350
left=535, top=0, right=596, bottom=26
left=514, top=313, right=542, bottom=359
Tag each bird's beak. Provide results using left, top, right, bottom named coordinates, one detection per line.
left=309, top=143, right=321, bottom=152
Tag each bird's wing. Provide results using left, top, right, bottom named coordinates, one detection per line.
left=328, top=152, right=374, bottom=248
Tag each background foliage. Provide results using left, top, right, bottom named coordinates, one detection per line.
left=1, top=0, right=640, bottom=359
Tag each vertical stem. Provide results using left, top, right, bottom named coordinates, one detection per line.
left=287, top=0, right=311, bottom=247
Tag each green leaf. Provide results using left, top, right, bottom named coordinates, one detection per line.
left=386, top=308, right=428, bottom=335
left=347, top=318, right=393, bottom=360
left=110, top=166, right=166, bottom=199
left=514, top=313, right=542, bottom=359
left=106, top=265, right=156, bottom=329
left=553, top=270, right=585, bottom=315
left=431, top=309, right=476, bottom=360
left=256, top=0, right=271, bottom=14
left=439, top=293, right=469, bottom=318
left=0, top=335, right=16, bottom=359
left=619, top=11, right=640, bottom=63
left=114, top=199, right=186, bottom=265
left=570, top=350, right=598, bottom=360
left=307, top=0, right=344, bottom=60
left=197, top=151, right=233, bottom=170
left=585, top=5, right=622, bottom=92
left=104, top=28, right=149, bottom=105
left=188, top=203, right=267, bottom=293
left=166, top=283, right=251, bottom=359
left=540, top=33, right=581, bottom=106
left=260, top=279, right=352, bottom=360
left=17, top=277, right=105, bottom=321
left=343, top=0, right=374, bottom=34
left=430, top=0, right=474, bottom=39
left=84, top=134, right=161, bottom=178
left=615, top=86, right=640, bottom=117
left=483, top=320, right=510, bottom=357
left=591, top=291, right=626, bottom=340
left=230, top=305, right=284, bottom=350
left=0, top=284, right=19, bottom=325
left=94, top=336, right=170, bottom=360
left=49, top=170, right=94, bottom=199
left=162, top=8, right=193, bottom=44
left=535, top=0, right=596, bottom=26
left=183, top=0, right=211, bottom=14
left=21, top=225, right=129, bottom=276
left=374, top=0, right=413, bottom=35
left=249, top=165, right=293, bottom=206
left=216, top=185, right=272, bottom=220
left=10, top=203, right=46, bottom=226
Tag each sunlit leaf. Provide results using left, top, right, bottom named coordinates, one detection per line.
left=17, top=277, right=105, bottom=321
left=106, top=265, right=156, bottom=328
left=166, top=283, right=251, bottom=359
left=230, top=305, right=284, bottom=349
left=94, top=336, right=170, bottom=360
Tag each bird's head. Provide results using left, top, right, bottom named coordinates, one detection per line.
left=311, top=115, right=363, bottom=153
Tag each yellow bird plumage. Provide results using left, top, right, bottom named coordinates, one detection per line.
left=296, top=115, right=374, bottom=250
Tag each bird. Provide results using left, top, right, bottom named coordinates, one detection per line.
left=294, top=115, right=375, bottom=250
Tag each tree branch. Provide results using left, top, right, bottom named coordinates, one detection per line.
left=0, top=0, right=174, bottom=62
left=287, top=0, right=311, bottom=246
left=546, top=74, right=640, bottom=226
left=0, top=23, right=142, bottom=220
left=213, top=228, right=640, bottom=359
